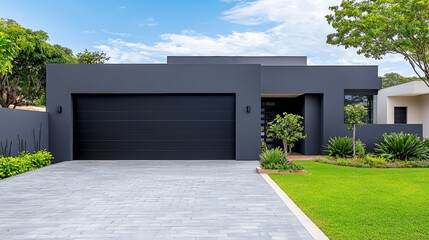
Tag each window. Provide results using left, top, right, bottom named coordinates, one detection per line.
left=394, top=107, right=407, bottom=124
left=344, top=90, right=377, bottom=124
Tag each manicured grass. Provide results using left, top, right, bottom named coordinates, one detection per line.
left=270, top=161, right=429, bottom=240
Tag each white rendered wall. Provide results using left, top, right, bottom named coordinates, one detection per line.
left=386, top=96, right=422, bottom=124
left=378, top=82, right=426, bottom=121
left=377, top=81, right=429, bottom=138
left=420, top=94, right=429, bottom=138
left=377, top=90, right=388, bottom=123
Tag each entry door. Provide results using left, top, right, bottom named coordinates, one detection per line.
left=73, top=94, right=235, bottom=160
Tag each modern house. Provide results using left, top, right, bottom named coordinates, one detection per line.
left=377, top=81, right=429, bottom=138
left=46, top=56, right=422, bottom=162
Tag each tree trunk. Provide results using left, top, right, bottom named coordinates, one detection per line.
left=352, top=124, right=356, bottom=158
left=283, top=142, right=288, bottom=157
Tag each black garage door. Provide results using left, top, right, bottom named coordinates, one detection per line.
left=73, top=94, right=235, bottom=160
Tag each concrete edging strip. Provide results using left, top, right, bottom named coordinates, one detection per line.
left=260, top=173, right=329, bottom=240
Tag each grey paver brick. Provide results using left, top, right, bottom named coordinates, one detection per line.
left=0, top=160, right=313, bottom=239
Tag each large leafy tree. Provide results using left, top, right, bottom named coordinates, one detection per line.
left=326, top=0, right=429, bottom=87
left=0, top=19, right=76, bottom=108
left=344, top=103, right=368, bottom=158
left=0, top=32, right=17, bottom=74
left=267, top=112, right=306, bottom=157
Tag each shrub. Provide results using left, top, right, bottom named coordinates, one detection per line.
left=325, top=137, right=365, bottom=158
left=261, top=141, right=267, bottom=150
left=375, top=132, right=429, bottom=161
left=356, top=141, right=366, bottom=158
left=0, top=150, right=53, bottom=179
left=424, top=138, right=429, bottom=151
left=259, top=148, right=303, bottom=170
left=336, top=158, right=353, bottom=166
left=363, top=154, right=387, bottom=166
left=314, top=156, right=429, bottom=168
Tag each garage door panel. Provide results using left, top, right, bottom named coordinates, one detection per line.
left=75, top=120, right=235, bottom=131
left=75, top=140, right=234, bottom=151
left=73, top=94, right=235, bottom=160
left=75, top=101, right=234, bottom=112
left=76, top=129, right=234, bottom=141
left=76, top=150, right=234, bottom=160
left=75, top=111, right=234, bottom=121
left=75, top=96, right=234, bottom=112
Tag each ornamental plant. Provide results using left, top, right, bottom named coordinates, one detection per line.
left=267, top=112, right=306, bottom=157
left=344, top=104, right=368, bottom=158
left=375, top=132, right=429, bottom=161
left=325, top=136, right=365, bottom=158
left=259, top=147, right=303, bottom=170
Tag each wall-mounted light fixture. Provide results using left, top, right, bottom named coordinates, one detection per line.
left=246, top=106, right=251, bottom=113
left=57, top=106, right=62, bottom=114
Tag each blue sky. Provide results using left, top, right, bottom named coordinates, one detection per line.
left=0, top=0, right=416, bottom=76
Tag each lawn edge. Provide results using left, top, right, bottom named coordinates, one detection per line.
left=260, top=173, right=329, bottom=240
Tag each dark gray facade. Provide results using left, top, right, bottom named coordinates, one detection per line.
left=47, top=64, right=260, bottom=162
left=354, top=124, right=423, bottom=151
left=168, top=57, right=423, bottom=155
left=0, top=109, right=48, bottom=156
left=46, top=56, right=423, bottom=162
left=262, top=66, right=381, bottom=152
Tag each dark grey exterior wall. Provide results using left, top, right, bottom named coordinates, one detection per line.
left=168, top=56, right=307, bottom=66
left=47, top=64, right=261, bottom=162
left=351, top=124, right=423, bottom=152
left=0, top=109, right=48, bottom=156
left=302, top=94, right=323, bottom=154
left=262, top=66, right=379, bottom=152
left=262, top=66, right=422, bottom=152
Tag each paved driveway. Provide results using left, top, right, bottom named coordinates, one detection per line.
left=0, top=160, right=313, bottom=239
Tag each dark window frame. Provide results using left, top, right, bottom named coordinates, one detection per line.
left=344, top=90, right=377, bottom=124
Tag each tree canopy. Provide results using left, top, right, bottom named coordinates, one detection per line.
left=381, top=72, right=419, bottom=88
left=326, top=0, right=429, bottom=87
left=76, top=49, right=110, bottom=64
left=0, top=31, right=17, bottom=74
left=0, top=18, right=110, bottom=108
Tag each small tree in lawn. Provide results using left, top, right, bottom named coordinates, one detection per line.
left=267, top=112, right=306, bottom=157
left=344, top=104, right=368, bottom=158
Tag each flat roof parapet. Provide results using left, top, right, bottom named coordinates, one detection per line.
left=167, top=56, right=307, bottom=66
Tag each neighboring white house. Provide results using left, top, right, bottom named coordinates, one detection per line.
left=377, top=81, right=429, bottom=138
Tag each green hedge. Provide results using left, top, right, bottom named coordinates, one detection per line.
left=0, top=151, right=53, bottom=179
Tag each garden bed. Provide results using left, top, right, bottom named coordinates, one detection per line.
left=314, top=156, right=429, bottom=168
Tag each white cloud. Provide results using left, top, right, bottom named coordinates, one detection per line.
left=219, top=0, right=244, bottom=3
left=95, top=0, right=415, bottom=76
left=83, top=30, right=97, bottom=34
left=95, top=31, right=276, bottom=63
left=139, top=18, right=157, bottom=27
left=102, top=30, right=131, bottom=37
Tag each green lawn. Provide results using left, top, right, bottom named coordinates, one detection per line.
left=270, top=161, right=429, bottom=240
